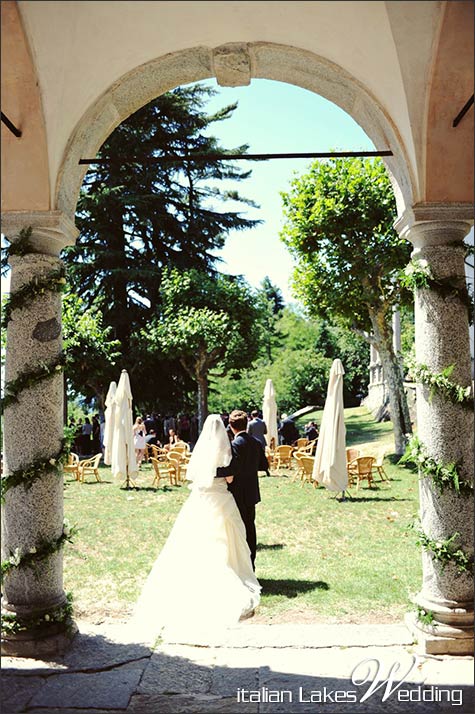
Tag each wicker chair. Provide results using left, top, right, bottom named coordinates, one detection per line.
left=150, top=457, right=175, bottom=488
left=349, top=456, right=376, bottom=490
left=63, top=452, right=80, bottom=481
left=273, top=445, right=294, bottom=470
left=77, top=453, right=103, bottom=484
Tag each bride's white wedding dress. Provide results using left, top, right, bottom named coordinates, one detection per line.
left=132, top=476, right=261, bottom=644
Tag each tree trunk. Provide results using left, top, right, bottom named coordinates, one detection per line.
left=370, top=308, right=413, bottom=456
left=197, top=372, right=208, bottom=432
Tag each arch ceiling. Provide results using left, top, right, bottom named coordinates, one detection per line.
left=1, top=0, right=473, bottom=218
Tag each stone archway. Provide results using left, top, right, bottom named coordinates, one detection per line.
left=54, top=42, right=416, bottom=219
left=2, top=40, right=472, bottom=658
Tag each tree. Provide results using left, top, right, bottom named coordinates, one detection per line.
left=145, top=268, right=263, bottom=428
left=257, top=276, right=285, bottom=362
left=63, top=84, right=260, bottom=408
left=208, top=305, right=367, bottom=415
left=280, top=157, right=413, bottom=455
left=62, top=291, right=121, bottom=411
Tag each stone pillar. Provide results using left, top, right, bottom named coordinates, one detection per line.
left=1, top=211, right=78, bottom=657
left=396, top=203, right=474, bottom=655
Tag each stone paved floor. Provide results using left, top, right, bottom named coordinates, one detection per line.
left=2, top=621, right=474, bottom=714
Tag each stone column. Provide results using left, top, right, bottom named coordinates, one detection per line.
left=396, top=203, right=474, bottom=655
left=1, top=211, right=78, bottom=657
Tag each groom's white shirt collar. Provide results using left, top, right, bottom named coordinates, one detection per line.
left=234, top=430, right=247, bottom=437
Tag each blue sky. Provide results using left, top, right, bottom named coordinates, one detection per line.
left=196, top=77, right=375, bottom=303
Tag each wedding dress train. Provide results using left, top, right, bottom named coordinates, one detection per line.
left=132, top=477, right=261, bottom=644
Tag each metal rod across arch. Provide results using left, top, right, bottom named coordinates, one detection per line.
left=78, top=149, right=393, bottom=167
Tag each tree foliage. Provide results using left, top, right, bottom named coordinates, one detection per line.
left=62, top=292, right=121, bottom=408
left=144, top=267, right=264, bottom=426
left=62, top=84, right=260, bottom=409
left=279, top=157, right=413, bottom=454
left=280, top=157, right=411, bottom=331
left=209, top=305, right=369, bottom=415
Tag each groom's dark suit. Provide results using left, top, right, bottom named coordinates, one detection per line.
left=217, top=431, right=268, bottom=569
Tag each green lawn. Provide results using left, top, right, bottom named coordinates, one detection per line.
left=63, top=406, right=421, bottom=625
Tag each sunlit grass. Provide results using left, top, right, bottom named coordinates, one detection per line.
left=63, top=407, right=421, bottom=625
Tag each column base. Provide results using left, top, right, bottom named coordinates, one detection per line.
left=1, top=619, right=78, bottom=658
left=405, top=612, right=474, bottom=656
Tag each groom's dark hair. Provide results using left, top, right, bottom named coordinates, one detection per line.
left=229, top=410, right=248, bottom=432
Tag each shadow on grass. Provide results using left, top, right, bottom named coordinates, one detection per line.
left=257, top=543, right=285, bottom=551
left=119, top=485, right=176, bottom=493
left=345, top=420, right=391, bottom=445
left=259, top=578, right=329, bottom=597
left=338, top=495, right=411, bottom=503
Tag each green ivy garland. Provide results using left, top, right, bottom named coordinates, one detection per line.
left=1, top=268, right=67, bottom=329
left=400, top=258, right=473, bottom=321
left=0, top=226, right=34, bottom=274
left=1, top=593, right=74, bottom=636
left=407, top=360, right=473, bottom=409
left=411, top=524, right=474, bottom=576
left=1, top=227, right=68, bottom=329
left=0, top=434, right=73, bottom=501
left=400, top=436, right=473, bottom=495
left=1, top=520, right=78, bottom=583
left=1, top=353, right=68, bottom=412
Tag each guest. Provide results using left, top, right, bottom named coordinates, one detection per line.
left=164, top=428, right=180, bottom=451
left=247, top=410, right=267, bottom=448
left=133, top=416, right=147, bottom=468
left=74, top=419, right=83, bottom=455
left=278, top=413, right=299, bottom=445
left=82, top=417, right=93, bottom=455
left=91, top=414, right=101, bottom=453
left=178, top=414, right=191, bottom=443
left=304, top=421, right=319, bottom=442
left=163, top=415, right=176, bottom=436
left=189, top=414, right=199, bottom=446
left=145, top=429, right=161, bottom=448
left=144, top=413, right=155, bottom=434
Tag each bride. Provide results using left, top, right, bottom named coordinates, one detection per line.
left=131, top=414, right=261, bottom=643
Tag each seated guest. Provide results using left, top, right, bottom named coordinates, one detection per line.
left=304, top=421, right=319, bottom=442
left=145, top=429, right=161, bottom=447
left=164, top=428, right=180, bottom=451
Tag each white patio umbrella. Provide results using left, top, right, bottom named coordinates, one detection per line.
left=103, top=381, right=117, bottom=465
left=262, top=378, right=279, bottom=448
left=111, top=370, right=138, bottom=488
left=312, top=359, right=348, bottom=495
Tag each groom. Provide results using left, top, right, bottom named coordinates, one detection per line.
left=217, top=409, right=269, bottom=569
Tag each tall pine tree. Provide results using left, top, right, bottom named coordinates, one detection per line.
left=64, top=84, right=260, bottom=410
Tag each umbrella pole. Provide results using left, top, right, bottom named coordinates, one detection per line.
left=121, top=443, right=136, bottom=490
left=336, top=490, right=353, bottom=502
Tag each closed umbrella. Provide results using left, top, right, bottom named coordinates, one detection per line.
left=103, top=381, right=117, bottom=466
left=262, top=378, right=279, bottom=448
left=111, top=370, right=138, bottom=488
left=312, top=359, right=348, bottom=495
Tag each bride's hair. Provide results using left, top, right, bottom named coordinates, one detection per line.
left=186, top=414, right=232, bottom=489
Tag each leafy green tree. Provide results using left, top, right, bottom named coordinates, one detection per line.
left=255, top=276, right=285, bottom=363
left=145, top=268, right=263, bottom=428
left=280, top=157, right=412, bottom=455
left=63, top=84, right=260, bottom=408
left=62, top=291, right=121, bottom=411
left=209, top=306, right=367, bottom=415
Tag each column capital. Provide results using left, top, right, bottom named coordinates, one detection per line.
left=1, top=210, right=78, bottom=256
left=394, top=202, right=473, bottom=249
